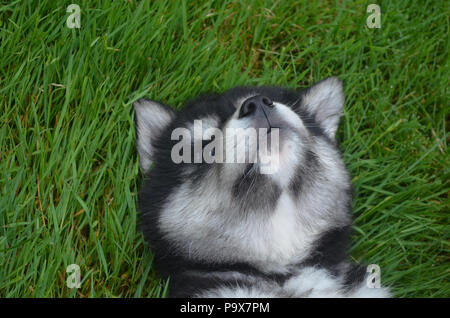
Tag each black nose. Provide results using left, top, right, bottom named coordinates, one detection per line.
left=239, top=95, right=274, bottom=118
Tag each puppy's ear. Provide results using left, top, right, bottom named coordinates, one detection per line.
left=302, top=77, right=344, bottom=139
left=134, top=98, right=175, bottom=172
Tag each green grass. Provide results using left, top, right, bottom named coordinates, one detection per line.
left=0, top=0, right=448, bottom=297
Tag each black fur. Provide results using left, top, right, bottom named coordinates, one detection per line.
left=302, top=226, right=352, bottom=274
left=231, top=169, right=282, bottom=214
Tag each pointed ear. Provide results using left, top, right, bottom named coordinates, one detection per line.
left=302, top=77, right=345, bottom=139
left=134, top=98, right=175, bottom=172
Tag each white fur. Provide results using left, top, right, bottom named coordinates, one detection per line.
left=159, top=181, right=317, bottom=272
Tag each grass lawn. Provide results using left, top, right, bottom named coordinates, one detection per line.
left=0, top=0, right=448, bottom=297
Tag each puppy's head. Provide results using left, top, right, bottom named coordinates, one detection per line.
left=134, top=77, right=352, bottom=271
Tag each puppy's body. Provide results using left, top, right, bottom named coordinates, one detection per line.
left=134, top=78, right=390, bottom=297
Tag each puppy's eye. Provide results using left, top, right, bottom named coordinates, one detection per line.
left=201, top=139, right=210, bottom=148
left=202, top=135, right=215, bottom=146
left=202, top=136, right=215, bottom=156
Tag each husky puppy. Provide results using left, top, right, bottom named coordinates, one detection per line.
left=133, top=77, right=390, bottom=297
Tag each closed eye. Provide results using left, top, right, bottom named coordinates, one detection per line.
left=202, top=136, right=216, bottom=156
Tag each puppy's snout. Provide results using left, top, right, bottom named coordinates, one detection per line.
left=238, top=95, right=274, bottom=119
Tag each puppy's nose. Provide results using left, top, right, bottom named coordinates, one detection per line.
left=239, top=95, right=274, bottom=118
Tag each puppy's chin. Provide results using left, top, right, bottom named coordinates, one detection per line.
left=254, top=131, right=305, bottom=190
